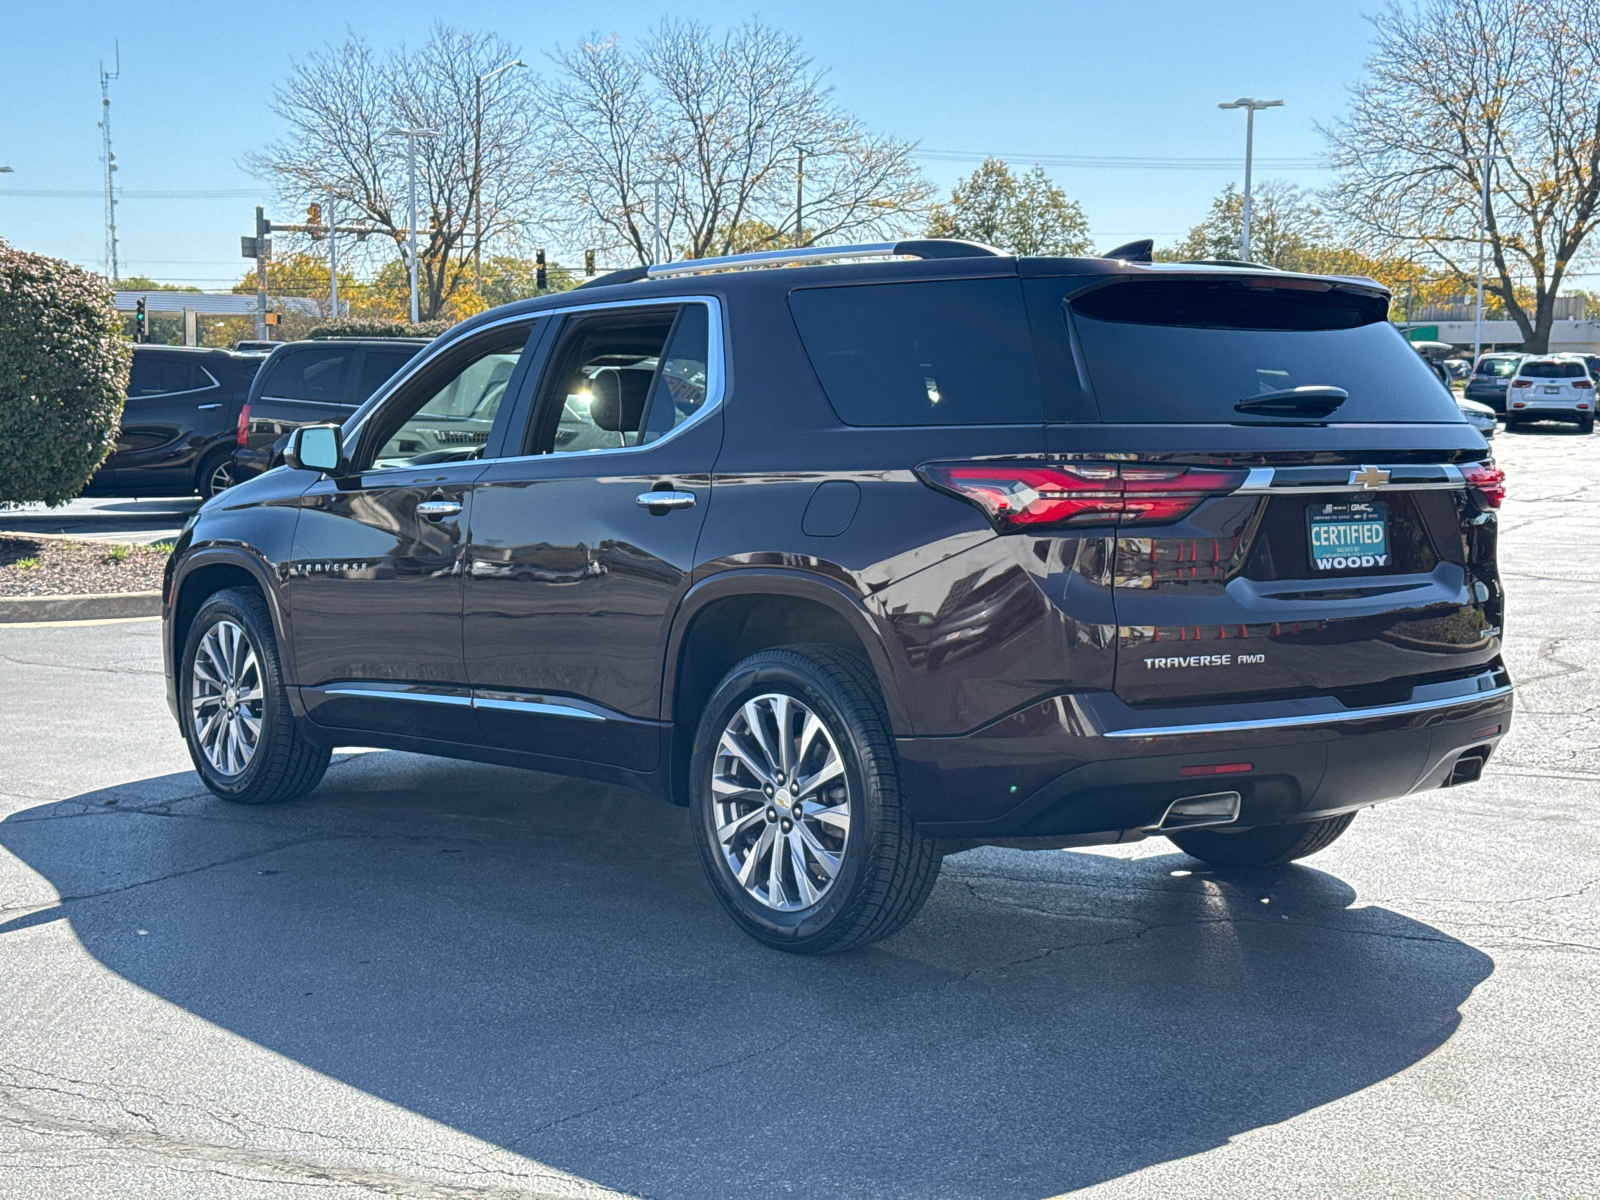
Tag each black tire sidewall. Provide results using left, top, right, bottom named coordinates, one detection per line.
left=689, top=654, right=879, bottom=950
left=180, top=591, right=285, bottom=798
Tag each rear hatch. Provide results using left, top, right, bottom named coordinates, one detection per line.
left=1031, top=271, right=1505, bottom=709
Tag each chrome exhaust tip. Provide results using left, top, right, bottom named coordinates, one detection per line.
left=1147, top=790, right=1242, bottom=833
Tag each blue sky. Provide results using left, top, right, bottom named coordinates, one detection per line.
left=0, top=0, right=1379, bottom=286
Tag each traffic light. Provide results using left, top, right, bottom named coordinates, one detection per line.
left=536, top=248, right=547, bottom=291
left=307, top=202, right=323, bottom=240
left=134, top=297, right=147, bottom=343
left=585, top=249, right=595, bottom=277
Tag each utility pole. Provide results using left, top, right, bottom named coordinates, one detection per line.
left=1474, top=136, right=1495, bottom=366
left=473, top=60, right=525, bottom=292
left=653, top=177, right=665, bottom=264
left=253, top=207, right=270, bottom=340
left=386, top=127, right=439, bottom=323
left=1217, top=97, right=1282, bottom=262
left=98, top=45, right=121, bottom=281
left=795, top=146, right=807, bottom=248
left=327, top=191, right=338, bottom=318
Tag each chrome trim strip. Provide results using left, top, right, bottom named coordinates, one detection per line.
left=647, top=243, right=898, bottom=278
left=321, top=686, right=474, bottom=707
left=1233, top=464, right=1472, bottom=496
left=1102, top=684, right=1513, bottom=740
left=472, top=696, right=606, bottom=722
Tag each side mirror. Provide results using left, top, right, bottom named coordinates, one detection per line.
left=285, top=424, right=344, bottom=475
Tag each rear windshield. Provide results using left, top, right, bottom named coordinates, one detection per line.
left=1068, top=279, right=1461, bottom=424
left=1519, top=359, right=1587, bottom=378
left=788, top=279, right=1042, bottom=425
left=1476, top=357, right=1520, bottom=377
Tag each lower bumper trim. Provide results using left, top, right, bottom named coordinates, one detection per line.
left=1103, top=684, right=1513, bottom=740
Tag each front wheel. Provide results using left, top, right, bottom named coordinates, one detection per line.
left=1168, top=812, right=1357, bottom=868
left=689, top=645, right=942, bottom=953
left=180, top=588, right=330, bottom=804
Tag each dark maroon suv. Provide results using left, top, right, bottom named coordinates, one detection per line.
left=161, top=239, right=1513, bottom=952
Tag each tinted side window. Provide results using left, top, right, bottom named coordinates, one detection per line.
left=788, top=279, right=1043, bottom=426
left=355, top=348, right=421, bottom=402
left=641, top=305, right=711, bottom=445
left=260, top=349, right=353, bottom=403
left=126, top=355, right=213, bottom=398
left=532, top=309, right=678, bottom=454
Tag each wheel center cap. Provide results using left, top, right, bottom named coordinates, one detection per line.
left=225, top=687, right=238, bottom=707
left=775, top=789, right=792, bottom=809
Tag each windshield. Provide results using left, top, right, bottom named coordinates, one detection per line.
left=1519, top=360, right=1587, bottom=379
left=1068, top=280, right=1461, bottom=424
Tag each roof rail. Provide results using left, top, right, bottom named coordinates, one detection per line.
left=640, top=238, right=1003, bottom=280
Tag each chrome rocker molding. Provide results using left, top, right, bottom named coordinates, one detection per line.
left=1103, top=684, right=1513, bottom=740
left=319, top=683, right=614, bottom=723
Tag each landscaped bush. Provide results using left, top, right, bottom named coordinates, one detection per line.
left=306, top=317, right=453, bottom=340
left=0, top=241, right=131, bottom=507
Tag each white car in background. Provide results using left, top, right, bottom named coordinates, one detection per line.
left=1505, top=356, right=1596, bottom=433
left=1457, top=396, right=1497, bottom=437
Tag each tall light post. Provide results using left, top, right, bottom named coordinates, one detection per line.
left=473, top=60, right=525, bottom=293
left=1217, top=97, right=1283, bottom=262
left=795, top=145, right=809, bottom=248
left=385, top=127, right=439, bottom=324
left=1473, top=138, right=1496, bottom=367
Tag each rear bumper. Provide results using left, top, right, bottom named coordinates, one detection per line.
left=898, top=668, right=1513, bottom=842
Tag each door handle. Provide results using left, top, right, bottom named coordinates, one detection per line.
left=416, top=499, right=463, bottom=520
left=197, top=403, right=223, bottom=411
left=636, top=490, right=695, bottom=510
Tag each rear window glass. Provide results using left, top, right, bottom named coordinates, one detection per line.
left=127, top=355, right=214, bottom=398
left=1068, top=279, right=1461, bottom=424
left=1519, top=359, right=1587, bottom=378
left=1476, top=357, right=1520, bottom=377
left=789, top=279, right=1042, bottom=425
left=260, top=349, right=353, bottom=403
left=355, top=349, right=421, bottom=401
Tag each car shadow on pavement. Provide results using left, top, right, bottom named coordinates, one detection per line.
left=0, top=751, right=1494, bottom=1200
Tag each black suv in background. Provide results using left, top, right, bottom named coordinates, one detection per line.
left=85, top=345, right=267, bottom=498
left=161, top=240, right=1513, bottom=953
left=230, top=338, right=429, bottom=484
left=1464, top=352, right=1525, bottom=412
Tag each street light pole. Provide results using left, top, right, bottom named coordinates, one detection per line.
left=1474, top=136, right=1495, bottom=367
left=385, top=127, right=439, bottom=324
left=1217, top=97, right=1283, bottom=262
left=795, top=146, right=807, bottom=248
left=473, top=60, right=525, bottom=293
left=327, top=190, right=338, bottom=319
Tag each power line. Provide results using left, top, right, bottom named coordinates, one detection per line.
left=0, top=187, right=265, bottom=199
left=915, top=149, right=1329, bottom=170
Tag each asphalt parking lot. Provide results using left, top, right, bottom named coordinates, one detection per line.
left=1, top=428, right=1596, bottom=1199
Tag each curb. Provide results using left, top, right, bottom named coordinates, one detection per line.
left=0, top=591, right=162, bottom=624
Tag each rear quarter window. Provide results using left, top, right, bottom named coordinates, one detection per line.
left=788, top=278, right=1043, bottom=425
left=259, top=348, right=354, bottom=403
left=126, top=355, right=215, bottom=398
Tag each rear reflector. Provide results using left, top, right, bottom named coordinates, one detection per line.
left=1471, top=724, right=1502, bottom=739
left=236, top=403, right=252, bottom=446
left=1180, top=762, right=1253, bottom=777
left=919, top=462, right=1248, bottom=531
left=1462, top=459, right=1506, bottom=507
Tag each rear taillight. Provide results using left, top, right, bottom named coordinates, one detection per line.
left=1511, top=379, right=1533, bottom=388
left=919, top=463, right=1248, bottom=531
left=1575, top=380, right=1593, bottom=389
left=236, top=403, right=251, bottom=446
left=1463, top=460, right=1506, bottom=508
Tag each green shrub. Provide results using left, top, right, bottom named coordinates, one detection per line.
left=305, top=317, right=453, bottom=340
left=0, top=241, right=131, bottom=506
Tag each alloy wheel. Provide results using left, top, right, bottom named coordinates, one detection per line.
left=190, top=619, right=263, bottom=776
left=208, top=460, right=236, bottom=496
left=712, top=692, right=851, bottom=911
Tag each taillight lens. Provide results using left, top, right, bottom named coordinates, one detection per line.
left=919, top=463, right=1247, bottom=530
left=1463, top=460, right=1505, bottom=508
left=1575, top=379, right=1593, bottom=389
left=1511, top=379, right=1532, bottom=388
left=236, top=404, right=251, bottom=446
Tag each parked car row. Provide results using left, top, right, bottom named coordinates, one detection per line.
left=1463, top=351, right=1597, bottom=432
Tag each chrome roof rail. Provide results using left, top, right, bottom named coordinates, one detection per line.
left=644, top=238, right=1003, bottom=280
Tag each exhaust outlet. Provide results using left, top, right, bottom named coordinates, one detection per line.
left=1444, top=747, right=1490, bottom=787
left=1146, top=791, right=1242, bottom=833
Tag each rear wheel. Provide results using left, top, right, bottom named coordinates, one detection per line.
left=180, top=588, right=330, bottom=804
left=1167, top=812, right=1356, bottom=868
left=1503, top=417, right=1521, bottom=432
left=197, top=448, right=237, bottom=499
left=689, top=645, right=942, bottom=953
left=1580, top=416, right=1594, bottom=434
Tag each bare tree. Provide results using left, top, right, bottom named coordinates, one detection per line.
left=255, top=25, right=541, bottom=320
left=1327, top=0, right=1600, bottom=351
left=539, top=20, right=932, bottom=264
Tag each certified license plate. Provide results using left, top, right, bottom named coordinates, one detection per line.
left=1307, top=501, right=1390, bottom=571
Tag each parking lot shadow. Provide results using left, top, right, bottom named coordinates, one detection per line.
left=0, top=753, right=1493, bottom=1199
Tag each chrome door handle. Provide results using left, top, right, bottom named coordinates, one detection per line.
left=636, top=490, right=695, bottom=510
left=416, top=499, right=463, bottom=520
left=197, top=403, right=223, bottom=410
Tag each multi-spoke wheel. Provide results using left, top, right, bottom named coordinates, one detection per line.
left=190, top=619, right=263, bottom=776
left=180, top=588, right=330, bottom=804
left=690, top=644, right=942, bottom=953
left=197, top=449, right=237, bottom=499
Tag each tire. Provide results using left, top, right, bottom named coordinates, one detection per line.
left=197, top=448, right=237, bottom=499
left=180, top=588, right=330, bottom=804
left=1167, top=812, right=1357, bottom=868
left=689, top=644, right=942, bottom=953
left=1503, top=418, right=1520, bottom=432
left=1580, top=416, right=1594, bottom=434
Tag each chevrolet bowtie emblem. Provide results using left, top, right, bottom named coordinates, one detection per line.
left=1350, top=466, right=1390, bottom=489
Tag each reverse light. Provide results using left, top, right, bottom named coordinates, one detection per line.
left=919, top=462, right=1248, bottom=531
left=236, top=403, right=251, bottom=446
left=1462, top=459, right=1506, bottom=508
